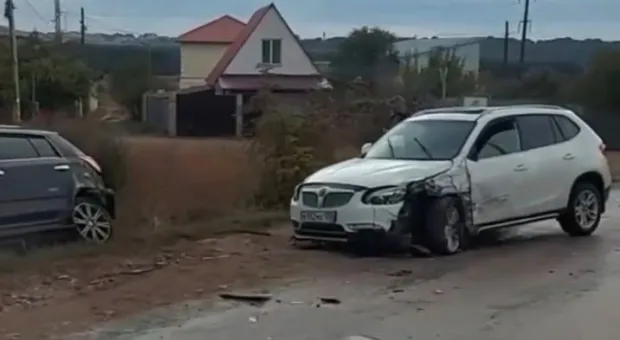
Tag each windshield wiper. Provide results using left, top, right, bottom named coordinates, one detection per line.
left=413, top=137, right=434, bottom=159
left=386, top=137, right=396, bottom=158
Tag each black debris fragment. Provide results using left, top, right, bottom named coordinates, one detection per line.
left=388, top=269, right=412, bottom=277
left=219, top=292, right=272, bottom=304
left=319, top=297, right=341, bottom=304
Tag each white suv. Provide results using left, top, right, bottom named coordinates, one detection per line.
left=290, top=105, right=612, bottom=255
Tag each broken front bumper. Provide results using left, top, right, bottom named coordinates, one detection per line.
left=290, top=202, right=403, bottom=243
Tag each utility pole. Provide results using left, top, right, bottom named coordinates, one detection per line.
left=503, top=21, right=509, bottom=69
left=54, top=0, right=62, bottom=43
left=80, top=7, right=86, bottom=44
left=518, top=0, right=531, bottom=65
left=5, top=0, right=21, bottom=122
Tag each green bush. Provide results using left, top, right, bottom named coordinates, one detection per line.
left=248, top=86, right=393, bottom=208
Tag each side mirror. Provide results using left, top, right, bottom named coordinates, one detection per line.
left=361, top=142, right=372, bottom=155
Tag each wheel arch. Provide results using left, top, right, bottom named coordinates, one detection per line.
left=569, top=171, right=605, bottom=211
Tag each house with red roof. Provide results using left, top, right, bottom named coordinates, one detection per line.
left=177, top=2, right=324, bottom=92
left=173, top=3, right=328, bottom=137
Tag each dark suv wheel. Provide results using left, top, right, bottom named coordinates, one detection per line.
left=72, top=196, right=114, bottom=243
left=559, top=182, right=603, bottom=237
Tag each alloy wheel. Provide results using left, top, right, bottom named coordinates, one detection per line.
left=574, top=189, right=599, bottom=231
left=73, top=202, right=112, bottom=243
left=444, top=204, right=461, bottom=252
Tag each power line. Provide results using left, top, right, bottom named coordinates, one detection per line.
left=22, top=0, right=49, bottom=26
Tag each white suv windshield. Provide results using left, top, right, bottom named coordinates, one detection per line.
left=364, top=119, right=476, bottom=160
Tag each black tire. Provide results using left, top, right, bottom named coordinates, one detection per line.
left=424, top=197, right=465, bottom=255
left=72, top=196, right=114, bottom=243
left=558, top=182, right=602, bottom=237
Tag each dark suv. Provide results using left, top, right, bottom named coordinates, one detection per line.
left=0, top=126, right=115, bottom=243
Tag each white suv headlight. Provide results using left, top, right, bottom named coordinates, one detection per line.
left=362, top=186, right=407, bottom=205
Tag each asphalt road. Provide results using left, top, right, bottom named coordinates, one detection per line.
left=89, top=190, right=620, bottom=340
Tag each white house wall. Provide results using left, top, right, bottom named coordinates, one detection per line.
left=224, top=8, right=318, bottom=76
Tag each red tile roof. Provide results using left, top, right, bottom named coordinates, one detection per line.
left=205, top=5, right=271, bottom=86
left=178, top=15, right=245, bottom=43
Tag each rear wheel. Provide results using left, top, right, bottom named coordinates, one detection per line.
left=559, top=182, right=602, bottom=237
left=72, top=196, right=113, bottom=243
left=425, top=197, right=465, bottom=255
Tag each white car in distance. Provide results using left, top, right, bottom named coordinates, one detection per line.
left=289, top=105, right=612, bottom=255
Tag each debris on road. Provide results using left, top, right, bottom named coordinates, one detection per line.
left=387, top=269, right=412, bottom=277
left=319, top=297, right=341, bottom=305
left=434, top=289, right=444, bottom=295
left=219, top=292, right=273, bottom=304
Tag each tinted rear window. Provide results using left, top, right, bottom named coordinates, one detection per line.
left=30, top=137, right=59, bottom=157
left=517, top=115, right=556, bottom=150
left=48, top=134, right=85, bottom=157
left=553, top=115, right=580, bottom=141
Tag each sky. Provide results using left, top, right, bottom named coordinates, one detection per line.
left=10, top=0, right=620, bottom=41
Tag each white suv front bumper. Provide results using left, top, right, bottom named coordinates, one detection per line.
left=289, top=190, right=403, bottom=242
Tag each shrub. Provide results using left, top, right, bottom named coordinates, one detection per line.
left=249, top=85, right=394, bottom=208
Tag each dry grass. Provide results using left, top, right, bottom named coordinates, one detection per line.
left=118, top=137, right=252, bottom=225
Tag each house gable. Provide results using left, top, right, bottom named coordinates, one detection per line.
left=206, top=3, right=320, bottom=86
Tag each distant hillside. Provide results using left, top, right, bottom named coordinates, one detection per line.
left=17, top=30, right=617, bottom=76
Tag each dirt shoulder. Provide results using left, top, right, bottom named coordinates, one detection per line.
left=0, top=226, right=342, bottom=340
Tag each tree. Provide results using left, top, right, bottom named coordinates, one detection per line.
left=330, top=26, right=399, bottom=86
left=0, top=33, right=95, bottom=118
left=108, top=57, right=167, bottom=120
left=398, top=48, right=476, bottom=100
left=575, top=49, right=620, bottom=112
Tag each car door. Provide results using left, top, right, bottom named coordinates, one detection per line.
left=466, top=117, right=527, bottom=226
left=0, top=134, right=74, bottom=231
left=515, top=114, right=566, bottom=216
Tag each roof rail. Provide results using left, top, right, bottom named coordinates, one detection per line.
left=506, top=104, right=566, bottom=110
left=412, top=106, right=488, bottom=116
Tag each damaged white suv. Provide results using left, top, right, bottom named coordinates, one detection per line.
left=290, top=105, right=612, bottom=255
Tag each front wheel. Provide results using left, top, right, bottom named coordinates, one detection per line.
left=559, top=182, right=602, bottom=237
left=425, top=197, right=465, bottom=255
left=72, top=196, right=114, bottom=243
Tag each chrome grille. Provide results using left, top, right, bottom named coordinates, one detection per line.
left=301, top=192, right=319, bottom=207
left=301, top=191, right=354, bottom=208
left=323, top=192, right=354, bottom=207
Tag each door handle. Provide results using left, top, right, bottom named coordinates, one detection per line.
left=514, top=164, right=527, bottom=172
left=563, top=153, right=575, bottom=160
left=54, top=164, right=70, bottom=171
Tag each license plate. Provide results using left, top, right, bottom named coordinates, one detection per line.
left=300, top=210, right=336, bottom=223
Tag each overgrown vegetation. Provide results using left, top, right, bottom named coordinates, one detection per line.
left=248, top=84, right=394, bottom=208
left=0, top=33, right=95, bottom=121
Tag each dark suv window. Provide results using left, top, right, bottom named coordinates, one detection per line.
left=0, top=135, right=39, bottom=160
left=474, top=119, right=521, bottom=159
left=516, top=115, right=557, bottom=150
left=29, top=137, right=59, bottom=157
left=553, top=115, right=580, bottom=141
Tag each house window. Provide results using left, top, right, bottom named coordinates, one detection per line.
left=261, top=39, right=282, bottom=64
